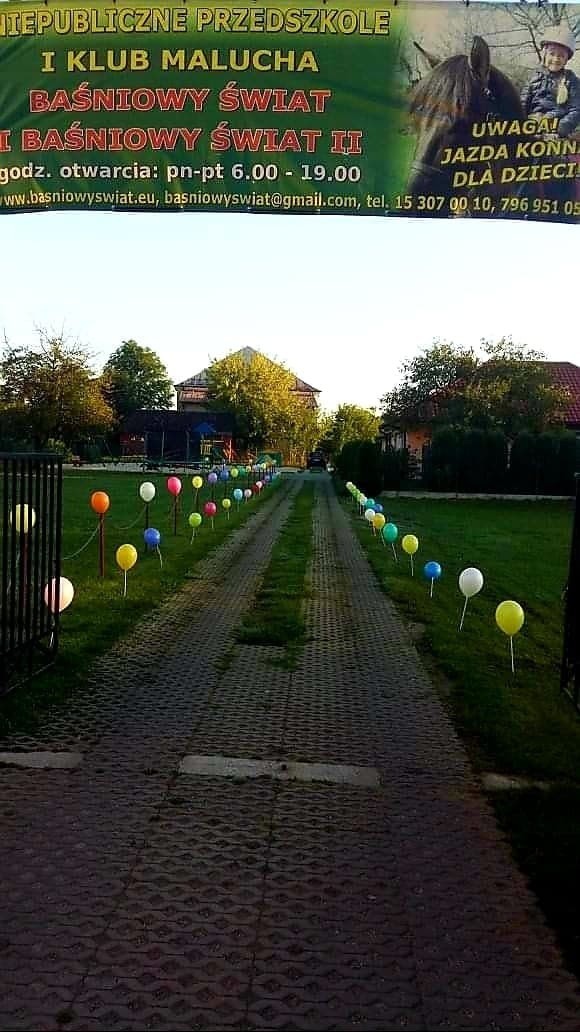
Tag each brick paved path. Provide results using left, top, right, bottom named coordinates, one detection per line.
left=1, top=475, right=579, bottom=1031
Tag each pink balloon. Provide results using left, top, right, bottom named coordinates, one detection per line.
left=167, top=476, right=182, bottom=496
left=256, top=481, right=263, bottom=490
left=204, top=501, right=217, bottom=517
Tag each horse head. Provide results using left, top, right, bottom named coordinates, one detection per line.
left=408, top=36, right=523, bottom=202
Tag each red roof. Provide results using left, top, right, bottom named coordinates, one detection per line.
left=543, top=362, right=580, bottom=425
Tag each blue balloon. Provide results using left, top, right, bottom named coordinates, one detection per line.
left=219, top=468, right=229, bottom=481
left=374, top=503, right=383, bottom=513
left=423, top=561, right=442, bottom=581
left=233, top=488, right=243, bottom=502
left=144, top=527, right=161, bottom=548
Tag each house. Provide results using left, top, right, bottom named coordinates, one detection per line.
left=175, top=346, right=321, bottom=413
left=120, top=346, right=320, bottom=464
left=379, top=361, right=580, bottom=469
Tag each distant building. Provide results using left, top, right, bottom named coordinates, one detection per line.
left=175, top=346, right=320, bottom=412
left=120, top=346, right=320, bottom=464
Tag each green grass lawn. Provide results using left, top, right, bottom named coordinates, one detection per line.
left=345, top=489, right=580, bottom=979
left=0, top=470, right=283, bottom=738
left=237, top=480, right=315, bottom=667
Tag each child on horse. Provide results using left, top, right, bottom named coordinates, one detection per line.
left=521, top=26, right=580, bottom=137
left=520, top=26, right=580, bottom=208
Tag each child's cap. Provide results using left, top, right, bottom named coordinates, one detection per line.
left=540, top=26, right=576, bottom=60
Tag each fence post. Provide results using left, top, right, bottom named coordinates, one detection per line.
left=561, top=473, right=580, bottom=708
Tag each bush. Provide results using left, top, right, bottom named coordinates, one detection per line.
left=382, top=446, right=410, bottom=490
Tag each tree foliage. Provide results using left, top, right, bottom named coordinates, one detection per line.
left=320, top=403, right=380, bottom=457
left=0, top=330, right=113, bottom=448
left=381, top=339, right=569, bottom=437
left=207, top=350, right=320, bottom=460
left=102, top=339, right=173, bottom=422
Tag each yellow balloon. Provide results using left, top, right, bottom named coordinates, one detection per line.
left=116, top=544, right=138, bottom=572
left=222, top=498, right=231, bottom=509
left=372, top=514, right=386, bottom=531
left=192, top=476, right=203, bottom=490
left=402, top=534, right=419, bottom=556
left=230, top=468, right=239, bottom=479
left=495, top=600, right=525, bottom=637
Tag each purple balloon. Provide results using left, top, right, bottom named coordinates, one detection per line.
left=208, top=472, right=218, bottom=484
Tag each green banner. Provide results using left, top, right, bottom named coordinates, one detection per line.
left=0, top=1, right=579, bottom=222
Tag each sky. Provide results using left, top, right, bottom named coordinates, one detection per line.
left=1, top=210, right=578, bottom=414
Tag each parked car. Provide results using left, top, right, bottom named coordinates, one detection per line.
left=307, top=450, right=327, bottom=470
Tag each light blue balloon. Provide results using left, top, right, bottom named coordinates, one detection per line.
left=233, top=488, right=243, bottom=502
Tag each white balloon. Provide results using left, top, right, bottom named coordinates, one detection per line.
left=364, top=508, right=375, bottom=522
left=359, top=495, right=367, bottom=506
left=458, top=568, right=484, bottom=598
left=44, top=577, right=74, bottom=613
left=139, top=482, right=156, bottom=503
left=10, top=504, right=36, bottom=533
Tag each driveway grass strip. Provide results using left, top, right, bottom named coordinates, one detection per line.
left=237, top=480, right=315, bottom=667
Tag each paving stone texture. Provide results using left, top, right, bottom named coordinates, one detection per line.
left=1, top=474, right=579, bottom=1031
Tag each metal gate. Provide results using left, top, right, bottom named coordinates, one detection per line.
left=561, top=474, right=580, bottom=709
left=0, top=453, right=63, bottom=695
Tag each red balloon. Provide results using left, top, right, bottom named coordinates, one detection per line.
left=252, top=483, right=260, bottom=494
left=204, top=501, right=217, bottom=517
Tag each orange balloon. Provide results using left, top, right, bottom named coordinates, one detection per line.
left=90, top=491, right=110, bottom=515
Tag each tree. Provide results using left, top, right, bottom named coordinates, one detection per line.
left=381, top=339, right=569, bottom=437
left=381, top=342, right=478, bottom=426
left=0, top=330, right=114, bottom=448
left=462, top=340, right=570, bottom=435
left=207, top=350, right=317, bottom=456
left=320, top=404, right=380, bottom=457
left=103, top=340, right=173, bottom=422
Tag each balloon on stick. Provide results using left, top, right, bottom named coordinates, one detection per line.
left=373, top=513, right=386, bottom=540
left=167, top=476, right=182, bottom=536
left=43, top=575, right=75, bottom=649
left=233, top=488, right=243, bottom=509
left=230, top=467, right=239, bottom=480
left=116, top=544, right=137, bottom=597
left=382, top=522, right=398, bottom=561
left=90, top=491, right=110, bottom=578
left=402, top=534, right=419, bottom=576
left=44, top=576, right=74, bottom=613
left=458, top=567, right=484, bottom=630
left=204, top=500, right=217, bottom=529
left=139, top=482, right=156, bottom=547
left=188, top=511, right=202, bottom=543
left=144, top=527, right=162, bottom=568
left=423, top=561, right=442, bottom=598
left=495, top=600, right=525, bottom=674
left=222, top=497, right=231, bottom=520
left=192, top=475, right=203, bottom=509
left=244, top=488, right=252, bottom=502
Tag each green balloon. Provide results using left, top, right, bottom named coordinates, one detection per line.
left=366, top=498, right=375, bottom=507
left=383, top=522, right=398, bottom=543
left=188, top=512, right=202, bottom=528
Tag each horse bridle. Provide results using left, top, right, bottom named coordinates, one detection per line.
left=410, top=78, right=500, bottom=189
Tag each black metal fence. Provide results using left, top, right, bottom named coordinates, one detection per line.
left=0, top=453, right=63, bottom=695
left=561, top=474, right=580, bottom=709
